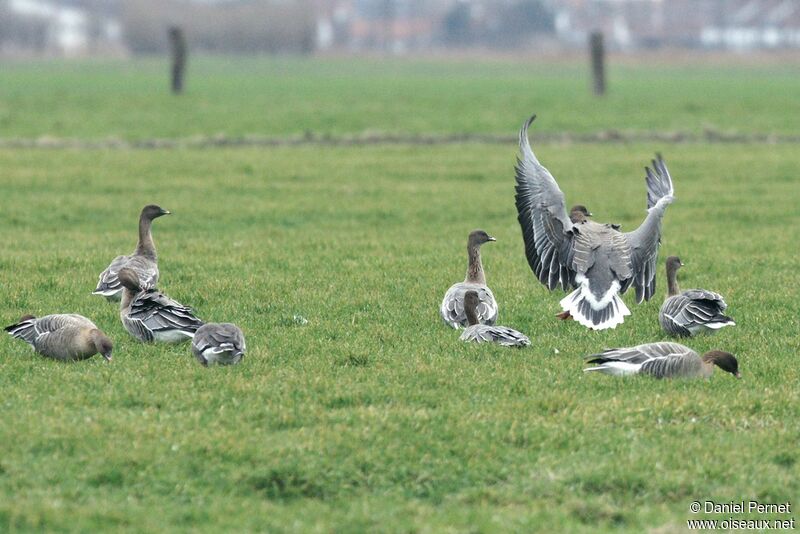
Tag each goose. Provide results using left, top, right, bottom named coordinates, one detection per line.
left=192, top=323, right=246, bottom=366
left=4, top=314, right=112, bottom=362
left=93, top=205, right=171, bottom=301
left=440, top=230, right=499, bottom=329
left=659, top=256, right=735, bottom=337
left=118, top=268, right=203, bottom=343
left=584, top=342, right=740, bottom=379
left=514, top=114, right=674, bottom=330
left=459, top=291, right=530, bottom=347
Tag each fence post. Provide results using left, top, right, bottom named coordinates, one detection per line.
left=168, top=26, right=187, bottom=94
left=589, top=31, right=605, bottom=96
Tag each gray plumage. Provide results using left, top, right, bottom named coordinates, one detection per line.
left=459, top=290, right=529, bottom=347
left=192, top=323, right=246, bottom=366
left=440, top=230, right=499, bottom=328
left=460, top=324, right=530, bottom=347
left=659, top=256, right=735, bottom=337
left=584, top=342, right=740, bottom=379
left=94, top=205, right=170, bottom=301
left=514, top=114, right=674, bottom=330
left=4, top=314, right=113, bottom=362
left=118, top=268, right=203, bottom=343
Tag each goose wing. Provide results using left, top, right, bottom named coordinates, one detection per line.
left=129, top=289, right=203, bottom=337
left=662, top=290, right=733, bottom=335
left=193, top=323, right=246, bottom=355
left=460, top=324, right=530, bottom=347
left=514, top=114, right=575, bottom=291
left=585, top=342, right=698, bottom=378
left=623, top=155, right=675, bottom=303
left=440, top=283, right=497, bottom=328
left=94, top=255, right=158, bottom=297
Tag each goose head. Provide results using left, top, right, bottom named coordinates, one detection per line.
left=90, top=329, right=113, bottom=361
left=702, top=350, right=740, bottom=379
left=468, top=230, right=496, bottom=247
left=569, top=205, right=592, bottom=223
left=666, top=256, right=684, bottom=271
left=117, top=268, right=142, bottom=292
left=141, top=204, right=171, bottom=221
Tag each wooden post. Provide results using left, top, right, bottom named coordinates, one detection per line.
left=589, top=31, right=605, bottom=96
left=168, top=26, right=187, bottom=94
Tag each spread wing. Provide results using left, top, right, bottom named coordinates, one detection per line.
left=514, top=114, right=575, bottom=291
left=623, top=155, right=675, bottom=303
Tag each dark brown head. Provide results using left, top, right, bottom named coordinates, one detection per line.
left=569, top=205, right=592, bottom=223
left=141, top=205, right=171, bottom=221
left=90, top=329, right=113, bottom=361
left=666, top=256, right=684, bottom=272
left=117, top=268, right=142, bottom=292
left=702, top=350, right=740, bottom=379
left=468, top=230, right=496, bottom=248
left=463, top=290, right=481, bottom=326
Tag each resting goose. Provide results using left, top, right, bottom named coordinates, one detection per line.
left=118, top=268, right=203, bottom=343
left=659, top=256, right=735, bottom=337
left=514, top=114, right=674, bottom=330
left=93, top=205, right=171, bottom=301
left=584, top=342, right=740, bottom=379
left=192, top=323, right=246, bottom=366
left=440, top=230, right=499, bottom=329
left=459, top=291, right=530, bottom=347
left=5, top=314, right=112, bottom=362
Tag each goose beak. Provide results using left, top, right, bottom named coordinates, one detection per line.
left=487, top=236, right=496, bottom=242
left=102, top=353, right=113, bottom=362
left=160, top=209, right=171, bottom=216
left=735, top=372, right=741, bottom=379
left=588, top=212, right=593, bottom=217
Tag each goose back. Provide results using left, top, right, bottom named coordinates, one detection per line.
left=660, top=289, right=734, bottom=337
left=122, top=289, right=203, bottom=343
left=460, top=324, right=530, bottom=347
left=192, top=323, right=246, bottom=366
left=440, top=282, right=498, bottom=329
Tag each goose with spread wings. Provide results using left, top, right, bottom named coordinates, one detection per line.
left=514, top=114, right=675, bottom=330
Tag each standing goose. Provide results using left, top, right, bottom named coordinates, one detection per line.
left=459, top=291, right=530, bottom=347
left=659, top=256, right=735, bottom=337
left=118, top=268, right=203, bottom=343
left=440, top=230, right=499, bottom=329
left=192, top=323, right=246, bottom=366
left=514, top=114, right=675, bottom=330
left=93, top=205, right=171, bottom=301
left=5, top=314, right=112, bottom=362
left=583, top=342, right=740, bottom=379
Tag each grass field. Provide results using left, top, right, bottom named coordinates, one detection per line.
left=1, top=57, right=800, bottom=139
left=1, top=58, right=799, bottom=532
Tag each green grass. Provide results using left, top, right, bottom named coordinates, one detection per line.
left=1, top=141, right=798, bottom=532
left=1, top=56, right=800, bottom=139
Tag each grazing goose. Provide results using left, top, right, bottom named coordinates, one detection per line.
left=440, top=230, right=499, bottom=329
left=192, top=323, right=246, bottom=366
left=514, top=114, right=675, bottom=330
left=584, top=342, right=740, bottom=379
left=118, top=268, right=203, bottom=343
left=460, top=291, right=530, bottom=347
left=4, top=314, right=112, bottom=362
left=93, top=205, right=171, bottom=301
left=659, top=256, right=735, bottom=337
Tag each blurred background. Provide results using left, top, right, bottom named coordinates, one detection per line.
left=2, top=0, right=799, bottom=58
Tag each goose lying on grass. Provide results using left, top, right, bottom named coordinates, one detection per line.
left=94, top=204, right=171, bottom=301
left=659, top=256, right=735, bottom=337
left=5, top=314, right=112, bottom=362
left=584, top=342, right=740, bottom=379
left=440, top=230, right=499, bottom=329
left=459, top=291, right=530, bottom=347
left=118, top=268, right=203, bottom=343
left=192, top=323, right=246, bottom=366
left=514, top=114, right=674, bottom=330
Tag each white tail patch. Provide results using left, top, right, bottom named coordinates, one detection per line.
left=559, top=276, right=630, bottom=330
left=584, top=362, right=641, bottom=376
